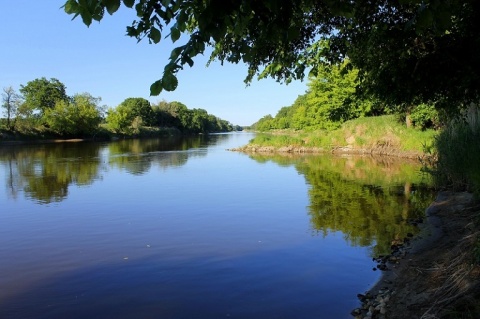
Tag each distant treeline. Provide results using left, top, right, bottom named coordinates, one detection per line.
left=1, top=77, right=242, bottom=139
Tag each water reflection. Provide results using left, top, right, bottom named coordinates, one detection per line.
left=1, top=138, right=434, bottom=256
left=0, top=135, right=224, bottom=204
left=248, top=154, right=434, bottom=256
left=0, top=135, right=436, bottom=318
left=107, top=137, right=209, bottom=175
left=0, top=143, right=102, bottom=203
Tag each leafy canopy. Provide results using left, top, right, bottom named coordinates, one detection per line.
left=43, top=93, right=103, bottom=136
left=63, top=0, right=480, bottom=111
left=106, top=97, right=154, bottom=134
left=19, top=77, right=69, bottom=114
left=253, top=61, right=379, bottom=131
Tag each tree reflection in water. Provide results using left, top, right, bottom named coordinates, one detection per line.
left=0, top=136, right=217, bottom=204
left=249, top=154, right=434, bottom=256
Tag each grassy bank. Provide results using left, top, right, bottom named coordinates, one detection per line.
left=240, top=115, right=437, bottom=157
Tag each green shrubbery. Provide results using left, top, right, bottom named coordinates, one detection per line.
left=426, top=108, right=480, bottom=194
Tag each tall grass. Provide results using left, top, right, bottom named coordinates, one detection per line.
left=428, top=107, right=480, bottom=194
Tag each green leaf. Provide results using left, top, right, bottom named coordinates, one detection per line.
left=123, top=0, right=135, bottom=8
left=81, top=10, right=93, bottom=26
left=105, top=0, right=121, bottom=15
left=150, top=27, right=161, bottom=43
left=63, top=0, right=79, bottom=14
left=164, top=62, right=181, bottom=73
left=126, top=26, right=137, bottom=37
left=171, top=27, right=181, bottom=42
left=162, top=72, right=178, bottom=91
left=169, top=47, right=184, bottom=60
left=92, top=6, right=104, bottom=21
left=150, top=80, right=163, bottom=96
left=184, top=56, right=194, bottom=68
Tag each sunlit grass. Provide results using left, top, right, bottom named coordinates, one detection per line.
left=248, top=115, right=437, bottom=154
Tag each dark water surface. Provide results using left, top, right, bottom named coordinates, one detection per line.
left=0, top=133, right=433, bottom=319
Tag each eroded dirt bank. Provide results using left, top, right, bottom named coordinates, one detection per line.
left=230, top=144, right=423, bottom=160
left=356, top=192, right=480, bottom=319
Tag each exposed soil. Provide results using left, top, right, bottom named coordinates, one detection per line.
left=230, top=144, right=424, bottom=160
left=358, top=192, right=480, bottom=319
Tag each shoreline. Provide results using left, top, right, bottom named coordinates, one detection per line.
left=232, top=144, right=480, bottom=317
left=354, top=192, right=479, bottom=319
left=229, top=144, right=424, bottom=160
left=0, top=138, right=96, bottom=146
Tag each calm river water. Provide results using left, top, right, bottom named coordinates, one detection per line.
left=0, top=133, right=433, bottom=319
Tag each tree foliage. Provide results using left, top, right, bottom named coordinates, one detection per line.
left=303, top=60, right=376, bottom=129
left=19, top=78, right=69, bottom=116
left=107, top=98, right=234, bottom=135
left=253, top=62, right=380, bottom=131
left=5, top=77, right=235, bottom=138
left=43, top=93, right=103, bottom=136
left=106, top=97, right=154, bottom=134
left=152, top=100, right=233, bottom=133
left=63, top=0, right=480, bottom=113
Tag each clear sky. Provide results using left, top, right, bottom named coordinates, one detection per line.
left=0, top=1, right=308, bottom=126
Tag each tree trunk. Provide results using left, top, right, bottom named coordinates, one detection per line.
left=405, top=106, right=412, bottom=128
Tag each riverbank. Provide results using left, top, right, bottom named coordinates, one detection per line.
left=230, top=144, right=424, bottom=160
left=354, top=192, right=480, bottom=319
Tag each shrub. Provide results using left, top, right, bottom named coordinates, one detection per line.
left=429, top=108, right=480, bottom=194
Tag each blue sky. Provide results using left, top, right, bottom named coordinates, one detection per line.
left=0, top=1, right=308, bottom=126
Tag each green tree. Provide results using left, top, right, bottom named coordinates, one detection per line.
left=407, top=103, right=441, bottom=130
left=120, top=97, right=155, bottom=126
left=303, top=60, right=375, bottom=129
left=106, top=97, right=154, bottom=134
left=253, top=115, right=275, bottom=132
left=1, top=86, right=22, bottom=130
left=43, top=93, right=103, bottom=136
left=106, top=106, right=133, bottom=135
left=63, top=0, right=480, bottom=114
left=152, top=100, right=178, bottom=127
left=19, top=78, right=69, bottom=116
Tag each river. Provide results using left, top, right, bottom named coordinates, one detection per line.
left=0, top=132, right=433, bottom=318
